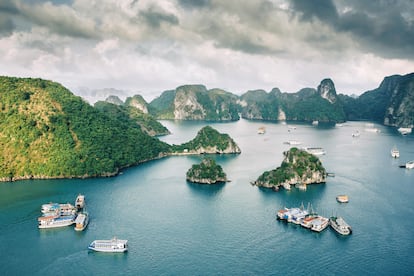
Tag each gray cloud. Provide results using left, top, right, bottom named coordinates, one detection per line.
left=0, top=0, right=413, bottom=97
left=289, top=0, right=414, bottom=59
left=178, top=0, right=211, bottom=9
left=140, top=7, right=179, bottom=29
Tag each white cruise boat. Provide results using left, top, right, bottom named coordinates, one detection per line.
left=398, top=127, right=412, bottom=135
left=88, top=237, right=128, bottom=253
left=302, top=147, right=326, bottom=156
left=284, top=140, right=302, bottom=145
left=391, top=146, right=400, bottom=158
left=38, top=214, right=76, bottom=229
left=75, top=194, right=85, bottom=209
left=74, top=212, right=89, bottom=231
left=406, top=161, right=414, bottom=169
left=329, top=216, right=352, bottom=235
left=310, top=216, right=329, bottom=232
left=41, top=203, right=77, bottom=216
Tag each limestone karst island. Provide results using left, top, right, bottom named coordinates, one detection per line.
left=186, top=158, right=228, bottom=184
left=252, top=147, right=327, bottom=191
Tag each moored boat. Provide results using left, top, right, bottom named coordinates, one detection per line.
left=257, top=127, right=266, bottom=134
left=75, top=194, right=85, bottom=209
left=41, top=203, right=77, bottom=216
left=88, top=237, right=128, bottom=253
left=352, top=130, right=360, bottom=137
left=336, top=195, right=349, bottom=203
left=284, top=140, right=302, bottom=145
left=38, top=214, right=76, bottom=229
left=310, top=216, right=329, bottom=232
left=406, top=161, right=414, bottom=169
left=329, top=216, right=352, bottom=235
left=302, top=147, right=326, bottom=156
left=398, top=127, right=412, bottom=135
left=74, top=212, right=89, bottom=231
left=300, top=213, right=318, bottom=229
left=391, top=146, right=400, bottom=158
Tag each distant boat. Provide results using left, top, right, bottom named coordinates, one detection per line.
left=257, top=127, right=266, bottom=134
left=75, top=194, right=85, bottom=209
left=391, top=146, right=400, bottom=158
left=398, top=127, right=412, bottom=135
left=74, top=212, right=89, bottom=231
left=336, top=195, right=349, bottom=203
left=352, top=130, right=360, bottom=137
left=364, top=123, right=380, bottom=133
left=406, top=161, right=414, bottom=169
left=312, top=120, right=319, bottom=126
left=302, top=147, right=326, bottom=156
left=88, top=237, right=128, bottom=253
left=283, top=140, right=301, bottom=145
left=329, top=216, right=352, bottom=235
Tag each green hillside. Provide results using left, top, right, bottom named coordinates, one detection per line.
left=0, top=76, right=170, bottom=181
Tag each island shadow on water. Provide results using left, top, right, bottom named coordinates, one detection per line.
left=185, top=180, right=226, bottom=198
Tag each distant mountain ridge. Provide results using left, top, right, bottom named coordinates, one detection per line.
left=139, top=73, right=412, bottom=127
left=339, top=73, right=414, bottom=127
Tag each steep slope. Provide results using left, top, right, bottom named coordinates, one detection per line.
left=341, top=73, right=414, bottom=127
left=239, top=88, right=282, bottom=120
left=0, top=77, right=170, bottom=181
left=279, top=79, right=346, bottom=123
left=149, top=85, right=240, bottom=121
left=94, top=101, right=170, bottom=136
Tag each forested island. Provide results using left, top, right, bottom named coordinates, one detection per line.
left=1, top=72, right=413, bottom=181
left=0, top=77, right=240, bottom=181
left=252, top=148, right=326, bottom=191
left=186, top=158, right=228, bottom=184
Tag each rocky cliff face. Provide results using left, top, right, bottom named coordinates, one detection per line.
left=173, top=85, right=207, bottom=120
left=151, top=85, right=239, bottom=121
left=382, top=73, right=414, bottom=128
left=344, top=73, right=414, bottom=128
left=125, top=95, right=149, bottom=114
left=317, top=78, right=337, bottom=103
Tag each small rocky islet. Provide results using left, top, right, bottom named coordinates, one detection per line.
left=186, top=157, right=228, bottom=184
left=252, top=147, right=326, bottom=191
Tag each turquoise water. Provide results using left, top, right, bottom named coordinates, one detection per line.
left=1, top=120, right=413, bottom=275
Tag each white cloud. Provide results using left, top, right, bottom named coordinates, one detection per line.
left=0, top=0, right=412, bottom=100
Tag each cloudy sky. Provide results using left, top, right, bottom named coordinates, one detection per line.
left=1, top=0, right=413, bottom=101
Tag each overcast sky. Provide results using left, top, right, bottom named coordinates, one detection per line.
left=1, top=0, right=413, bottom=101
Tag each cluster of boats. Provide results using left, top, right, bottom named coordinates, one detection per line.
left=38, top=194, right=89, bottom=231
left=38, top=194, right=128, bottom=253
left=277, top=205, right=352, bottom=235
left=391, top=146, right=414, bottom=169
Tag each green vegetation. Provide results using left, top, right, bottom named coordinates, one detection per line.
left=279, top=90, right=346, bottom=123
left=255, top=147, right=326, bottom=188
left=0, top=76, right=171, bottom=180
left=186, top=157, right=227, bottom=184
left=171, top=126, right=240, bottom=153
left=149, top=85, right=240, bottom=121
left=94, top=101, right=169, bottom=136
left=148, top=90, right=176, bottom=119
left=240, top=89, right=281, bottom=120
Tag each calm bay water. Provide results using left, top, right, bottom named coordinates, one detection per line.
left=1, top=120, right=413, bottom=275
